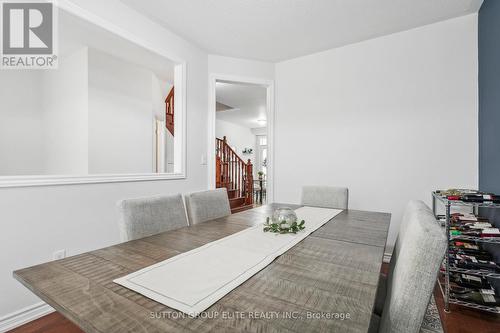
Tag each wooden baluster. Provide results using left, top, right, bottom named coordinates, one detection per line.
left=243, top=161, right=246, bottom=199
left=225, top=146, right=229, bottom=185
left=228, top=149, right=231, bottom=188
left=223, top=136, right=227, bottom=155
left=230, top=150, right=233, bottom=190
left=232, top=152, right=235, bottom=191
left=224, top=138, right=228, bottom=185
left=223, top=143, right=229, bottom=183
left=226, top=138, right=230, bottom=187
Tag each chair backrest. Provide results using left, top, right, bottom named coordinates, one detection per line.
left=117, top=194, right=188, bottom=242
left=387, top=200, right=431, bottom=285
left=185, top=188, right=231, bottom=225
left=378, top=201, right=446, bottom=333
left=301, top=186, right=348, bottom=209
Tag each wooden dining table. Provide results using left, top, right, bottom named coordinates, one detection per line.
left=14, top=203, right=391, bottom=333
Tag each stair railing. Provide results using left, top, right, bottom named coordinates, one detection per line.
left=165, top=87, right=174, bottom=136
left=216, top=136, right=253, bottom=205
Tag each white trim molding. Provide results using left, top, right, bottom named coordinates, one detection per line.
left=0, top=173, right=186, bottom=188
left=0, top=2, right=188, bottom=189
left=0, top=302, right=53, bottom=333
left=208, top=73, right=275, bottom=202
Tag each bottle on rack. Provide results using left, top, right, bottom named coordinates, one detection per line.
left=452, top=241, right=481, bottom=251
left=449, top=254, right=500, bottom=272
left=449, top=283, right=476, bottom=294
left=450, top=215, right=491, bottom=224
left=451, top=228, right=500, bottom=238
left=450, top=272, right=492, bottom=289
left=447, top=194, right=500, bottom=203
left=487, top=276, right=500, bottom=296
left=451, top=290, right=500, bottom=306
left=449, top=248, right=495, bottom=262
left=436, top=189, right=478, bottom=197
left=481, top=229, right=500, bottom=237
left=450, top=230, right=482, bottom=237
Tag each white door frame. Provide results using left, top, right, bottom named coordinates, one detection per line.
left=208, top=74, right=275, bottom=203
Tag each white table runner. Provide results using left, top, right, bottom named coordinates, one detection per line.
left=114, top=206, right=342, bottom=316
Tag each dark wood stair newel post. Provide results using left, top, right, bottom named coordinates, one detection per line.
left=245, top=159, right=254, bottom=205
left=216, top=156, right=222, bottom=188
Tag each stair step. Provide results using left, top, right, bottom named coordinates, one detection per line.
left=231, top=204, right=254, bottom=214
left=227, top=188, right=238, bottom=199
left=229, top=197, right=246, bottom=209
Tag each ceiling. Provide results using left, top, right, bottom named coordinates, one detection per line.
left=120, top=0, right=483, bottom=62
left=216, top=82, right=267, bottom=129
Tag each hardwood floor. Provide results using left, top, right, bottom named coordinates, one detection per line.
left=7, top=312, right=82, bottom=333
left=433, top=285, right=500, bottom=333
left=9, top=267, right=500, bottom=333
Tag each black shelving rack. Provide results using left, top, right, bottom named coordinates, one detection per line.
left=432, top=191, right=500, bottom=314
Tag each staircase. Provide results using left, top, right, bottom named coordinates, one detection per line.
left=165, top=87, right=174, bottom=136
left=216, top=136, right=254, bottom=213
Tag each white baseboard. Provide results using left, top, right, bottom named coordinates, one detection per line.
left=383, top=252, right=392, bottom=263
left=0, top=302, right=54, bottom=333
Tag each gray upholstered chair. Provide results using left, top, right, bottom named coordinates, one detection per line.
left=117, top=194, right=188, bottom=242
left=370, top=200, right=447, bottom=333
left=301, top=185, right=349, bottom=209
left=374, top=200, right=430, bottom=314
left=185, top=188, right=231, bottom=225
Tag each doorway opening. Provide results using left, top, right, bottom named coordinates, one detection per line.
left=208, top=75, right=274, bottom=212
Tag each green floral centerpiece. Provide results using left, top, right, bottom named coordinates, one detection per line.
left=263, top=207, right=305, bottom=234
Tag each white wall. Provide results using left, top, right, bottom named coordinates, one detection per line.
left=42, top=47, right=89, bottom=175
left=216, top=119, right=256, bottom=164
left=88, top=48, right=154, bottom=174
left=251, top=127, right=267, bottom=136
left=0, top=71, right=44, bottom=176
left=275, top=14, right=479, bottom=250
left=208, top=55, right=275, bottom=80
left=151, top=75, right=173, bottom=121
left=0, top=0, right=208, bottom=321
